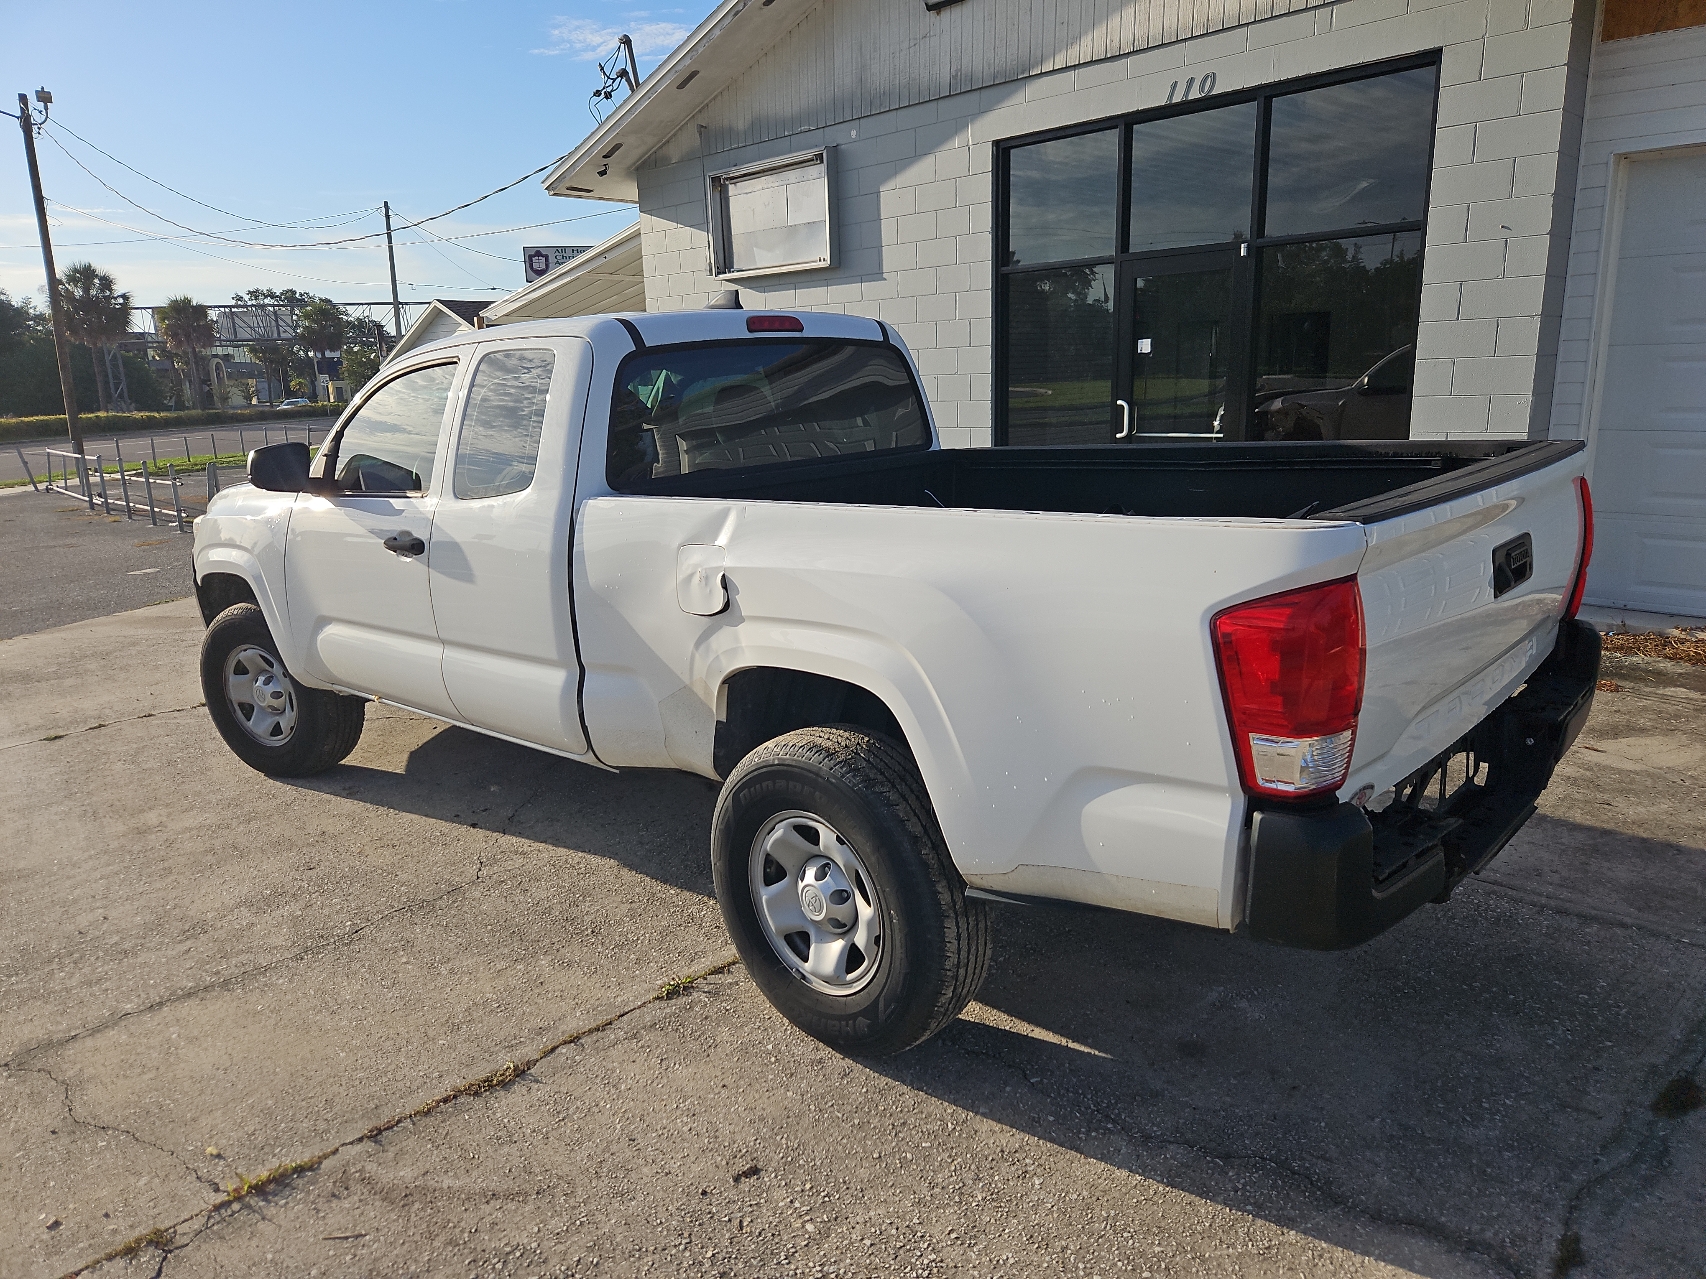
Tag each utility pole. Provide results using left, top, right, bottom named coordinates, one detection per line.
left=16, top=89, right=82, bottom=456
left=383, top=201, right=402, bottom=339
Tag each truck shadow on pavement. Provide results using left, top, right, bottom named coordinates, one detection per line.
left=295, top=720, right=722, bottom=897
left=297, top=724, right=1698, bottom=1277
left=872, top=824, right=1704, bottom=1279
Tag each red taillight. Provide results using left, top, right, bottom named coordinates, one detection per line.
left=1212, top=578, right=1366, bottom=800
left=1564, top=476, right=1594, bottom=620
left=747, top=314, right=805, bottom=333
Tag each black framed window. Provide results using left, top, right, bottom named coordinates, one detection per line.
left=995, top=55, right=1438, bottom=446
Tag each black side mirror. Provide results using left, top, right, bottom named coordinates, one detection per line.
left=248, top=441, right=311, bottom=491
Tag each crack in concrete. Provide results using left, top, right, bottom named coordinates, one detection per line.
left=5, top=845, right=513, bottom=1073
left=1471, top=877, right=1706, bottom=951
left=1553, top=1001, right=1706, bottom=1264
left=1, top=702, right=207, bottom=753
left=947, top=1027, right=1524, bottom=1277
left=8, top=1062, right=223, bottom=1197
left=10, top=755, right=557, bottom=1074
left=56, top=952, right=739, bottom=1279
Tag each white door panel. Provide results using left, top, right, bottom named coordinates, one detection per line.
left=1587, top=149, right=1706, bottom=612
left=285, top=357, right=461, bottom=714
left=429, top=338, right=591, bottom=755
left=286, top=493, right=454, bottom=713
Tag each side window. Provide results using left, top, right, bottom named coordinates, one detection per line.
left=453, top=349, right=555, bottom=499
left=329, top=362, right=457, bottom=494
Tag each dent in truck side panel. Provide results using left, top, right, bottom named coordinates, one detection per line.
left=575, top=485, right=1368, bottom=929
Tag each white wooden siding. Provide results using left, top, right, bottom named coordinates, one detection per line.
left=673, top=0, right=1337, bottom=159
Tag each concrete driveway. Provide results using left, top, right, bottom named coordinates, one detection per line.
left=2, top=601, right=1702, bottom=1279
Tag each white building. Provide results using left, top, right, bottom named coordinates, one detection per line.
left=537, top=0, right=1704, bottom=616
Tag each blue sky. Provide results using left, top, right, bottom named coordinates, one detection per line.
left=1, top=1, right=720, bottom=310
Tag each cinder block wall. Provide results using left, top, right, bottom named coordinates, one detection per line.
left=636, top=0, right=1594, bottom=447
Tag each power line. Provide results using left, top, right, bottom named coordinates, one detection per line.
left=47, top=117, right=376, bottom=229
left=41, top=128, right=383, bottom=251
left=40, top=119, right=569, bottom=250
left=0, top=206, right=627, bottom=252
left=390, top=207, right=503, bottom=291
left=400, top=155, right=569, bottom=229
left=390, top=209, right=515, bottom=264
left=45, top=199, right=504, bottom=292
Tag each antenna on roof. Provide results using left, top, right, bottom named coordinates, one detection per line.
left=590, top=35, right=642, bottom=123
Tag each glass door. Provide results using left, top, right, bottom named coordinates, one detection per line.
left=1114, top=248, right=1244, bottom=442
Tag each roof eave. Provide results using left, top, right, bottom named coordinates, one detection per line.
left=543, top=0, right=825, bottom=204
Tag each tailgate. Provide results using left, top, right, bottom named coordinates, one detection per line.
left=1336, top=442, right=1589, bottom=797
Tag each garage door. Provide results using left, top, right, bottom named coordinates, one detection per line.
left=1586, top=148, right=1706, bottom=615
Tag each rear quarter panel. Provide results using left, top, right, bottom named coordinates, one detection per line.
left=574, top=496, right=1367, bottom=930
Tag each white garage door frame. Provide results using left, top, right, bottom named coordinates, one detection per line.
left=1576, top=141, right=1706, bottom=615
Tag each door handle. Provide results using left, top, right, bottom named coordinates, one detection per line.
left=1115, top=399, right=1131, bottom=440
left=383, top=531, right=426, bottom=557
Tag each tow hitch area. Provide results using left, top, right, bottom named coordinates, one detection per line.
left=1244, top=619, right=1601, bottom=949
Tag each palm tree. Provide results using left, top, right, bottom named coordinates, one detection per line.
left=59, top=262, right=132, bottom=413
left=156, top=295, right=217, bottom=410
left=296, top=300, right=347, bottom=401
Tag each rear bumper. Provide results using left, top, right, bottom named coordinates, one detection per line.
left=1243, top=618, right=1600, bottom=950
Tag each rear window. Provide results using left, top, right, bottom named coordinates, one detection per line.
left=606, top=339, right=929, bottom=490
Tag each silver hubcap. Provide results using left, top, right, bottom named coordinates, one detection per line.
left=749, top=811, right=884, bottom=995
left=224, top=644, right=297, bottom=745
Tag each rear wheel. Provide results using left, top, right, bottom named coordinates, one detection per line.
left=200, top=603, right=366, bottom=777
left=712, top=726, right=990, bottom=1055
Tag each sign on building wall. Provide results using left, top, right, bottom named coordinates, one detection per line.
left=523, top=245, right=590, bottom=282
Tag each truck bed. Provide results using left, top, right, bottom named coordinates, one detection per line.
left=615, top=439, right=1584, bottom=525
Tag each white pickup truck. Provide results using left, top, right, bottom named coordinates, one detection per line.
left=193, top=307, right=1600, bottom=1054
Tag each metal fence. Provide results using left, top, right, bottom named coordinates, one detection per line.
left=13, top=421, right=331, bottom=532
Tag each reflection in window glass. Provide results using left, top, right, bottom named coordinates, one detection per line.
left=1128, top=266, right=1234, bottom=438
left=332, top=362, right=457, bottom=492
left=1264, top=66, right=1437, bottom=237
left=1007, top=130, right=1119, bottom=266
left=607, top=341, right=928, bottom=489
left=1004, top=265, right=1116, bottom=445
left=1253, top=231, right=1422, bottom=441
left=454, top=350, right=555, bottom=499
left=1128, top=103, right=1256, bottom=252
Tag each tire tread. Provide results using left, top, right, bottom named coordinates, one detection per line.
left=718, top=725, right=991, bottom=1054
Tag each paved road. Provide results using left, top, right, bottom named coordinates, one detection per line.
left=2, top=594, right=1701, bottom=1278
left=0, top=488, right=195, bottom=640
left=2, top=417, right=336, bottom=485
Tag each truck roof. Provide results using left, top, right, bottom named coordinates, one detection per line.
left=399, top=309, right=891, bottom=362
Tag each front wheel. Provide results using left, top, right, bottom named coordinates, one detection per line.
left=711, top=726, right=991, bottom=1056
left=199, top=603, right=366, bottom=777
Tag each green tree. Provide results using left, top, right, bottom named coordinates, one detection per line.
left=296, top=300, right=347, bottom=399
left=121, top=352, right=165, bottom=411
left=0, top=287, right=46, bottom=351
left=156, top=296, right=217, bottom=410
left=340, top=344, right=383, bottom=394
left=58, top=262, right=133, bottom=412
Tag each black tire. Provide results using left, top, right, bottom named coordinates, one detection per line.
left=200, top=603, right=366, bottom=777
left=712, top=726, right=991, bottom=1056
